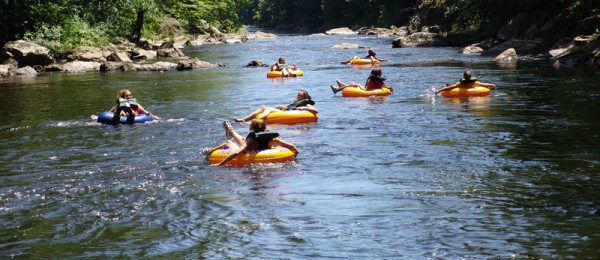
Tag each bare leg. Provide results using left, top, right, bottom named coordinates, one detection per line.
left=235, top=106, right=267, bottom=122
left=228, top=127, right=245, bottom=146
left=257, top=107, right=282, bottom=120
left=288, top=68, right=296, bottom=77
left=330, top=84, right=340, bottom=94
left=203, top=139, right=241, bottom=156
left=336, top=79, right=365, bottom=90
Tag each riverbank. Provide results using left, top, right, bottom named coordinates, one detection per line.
left=325, top=13, right=600, bottom=69
left=0, top=29, right=276, bottom=77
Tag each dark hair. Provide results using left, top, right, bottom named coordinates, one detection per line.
left=370, top=68, right=382, bottom=77
left=463, top=70, right=472, bottom=80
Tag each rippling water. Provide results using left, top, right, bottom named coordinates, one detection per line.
left=1, top=29, right=600, bottom=259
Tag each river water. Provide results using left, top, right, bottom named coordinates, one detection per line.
left=1, top=29, right=600, bottom=259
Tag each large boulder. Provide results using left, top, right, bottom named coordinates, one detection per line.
left=2, top=40, right=55, bottom=67
left=0, top=64, right=14, bottom=77
left=66, top=46, right=108, bottom=62
left=10, top=66, right=38, bottom=76
left=325, top=27, right=357, bottom=35
left=495, top=48, right=518, bottom=62
left=53, top=61, right=102, bottom=73
left=221, top=33, right=246, bottom=44
left=107, top=52, right=132, bottom=62
left=460, top=44, right=484, bottom=55
left=483, top=39, right=543, bottom=56
left=392, top=32, right=447, bottom=48
left=176, top=58, right=218, bottom=70
left=551, top=37, right=600, bottom=68
left=131, top=49, right=157, bottom=60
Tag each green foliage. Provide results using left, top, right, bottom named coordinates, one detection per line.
left=0, top=0, right=248, bottom=48
left=24, top=17, right=110, bottom=54
left=161, top=0, right=243, bottom=33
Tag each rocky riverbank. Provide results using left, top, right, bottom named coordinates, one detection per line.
left=0, top=30, right=276, bottom=77
left=388, top=11, right=600, bottom=69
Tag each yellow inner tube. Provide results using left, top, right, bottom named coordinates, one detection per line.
left=350, top=58, right=380, bottom=65
left=208, top=147, right=296, bottom=166
left=440, top=86, right=491, bottom=98
left=341, top=87, right=392, bottom=97
left=256, top=110, right=318, bottom=124
left=267, top=70, right=304, bottom=78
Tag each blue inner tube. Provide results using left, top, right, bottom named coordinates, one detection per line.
left=96, top=111, right=154, bottom=124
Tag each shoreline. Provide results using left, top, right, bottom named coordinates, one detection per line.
left=1, top=25, right=598, bottom=78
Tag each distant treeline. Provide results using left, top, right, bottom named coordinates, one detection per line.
left=245, top=0, right=599, bottom=35
left=1, top=0, right=598, bottom=51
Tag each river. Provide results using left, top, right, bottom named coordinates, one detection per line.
left=1, top=29, right=600, bottom=259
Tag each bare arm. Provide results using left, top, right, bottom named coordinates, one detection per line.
left=137, top=104, right=160, bottom=119
left=435, top=83, right=459, bottom=94
left=478, top=82, right=497, bottom=89
left=216, top=142, right=249, bottom=166
left=271, top=138, right=298, bottom=154
left=296, top=104, right=318, bottom=114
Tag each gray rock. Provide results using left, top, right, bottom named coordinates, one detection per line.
left=483, top=39, right=542, bottom=56
left=61, top=61, right=102, bottom=73
left=131, top=49, right=157, bottom=60
left=177, top=58, right=218, bottom=70
left=245, top=59, right=268, bottom=67
left=392, top=32, right=447, bottom=48
left=67, top=46, right=107, bottom=62
left=2, top=40, right=55, bottom=67
left=495, top=48, right=518, bottom=62
left=157, top=48, right=184, bottom=58
left=330, top=43, right=366, bottom=49
left=10, top=66, right=38, bottom=76
left=460, top=45, right=484, bottom=55
left=325, top=27, right=357, bottom=35
left=107, top=52, right=132, bottom=62
left=0, top=64, right=14, bottom=76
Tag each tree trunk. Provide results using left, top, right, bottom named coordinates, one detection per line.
left=132, top=10, right=145, bottom=42
left=0, top=0, right=17, bottom=46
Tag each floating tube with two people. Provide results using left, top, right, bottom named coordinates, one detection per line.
left=436, top=70, right=497, bottom=98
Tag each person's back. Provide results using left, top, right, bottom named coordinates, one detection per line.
left=365, top=68, right=386, bottom=90
left=246, top=131, right=279, bottom=150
